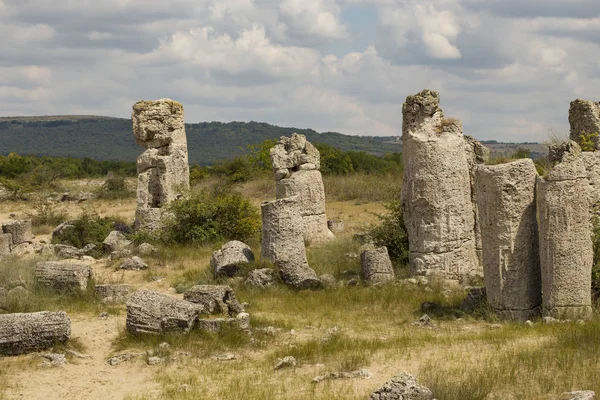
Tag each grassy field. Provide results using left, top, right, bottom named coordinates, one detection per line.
left=0, top=172, right=598, bottom=400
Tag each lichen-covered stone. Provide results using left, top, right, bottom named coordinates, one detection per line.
left=0, top=311, right=71, bottom=355
left=569, top=98, right=600, bottom=149
left=475, top=159, right=541, bottom=321
left=245, top=268, right=275, bottom=288
left=210, top=241, right=254, bottom=277
left=538, top=141, right=593, bottom=319
left=196, top=312, right=250, bottom=333
left=119, top=256, right=148, bottom=271
left=2, top=219, right=32, bottom=245
left=53, top=244, right=84, bottom=259
left=369, top=372, right=434, bottom=400
left=361, top=247, right=395, bottom=284
left=126, top=290, right=203, bottom=335
left=35, top=261, right=94, bottom=291
left=261, top=197, right=322, bottom=289
left=401, top=89, right=480, bottom=280
left=183, top=285, right=244, bottom=316
left=102, top=230, right=132, bottom=254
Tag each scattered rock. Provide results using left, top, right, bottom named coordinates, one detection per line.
left=560, top=391, right=596, bottom=400
left=319, top=274, right=337, bottom=288
left=53, top=244, right=84, bottom=259
left=147, top=356, right=163, bottom=366
left=98, top=312, right=109, bottom=320
left=109, top=249, right=133, bottom=260
left=369, top=372, right=434, bottom=400
left=211, top=353, right=236, bottom=361
left=137, top=242, right=158, bottom=256
left=245, top=268, right=276, bottom=289
left=196, top=312, right=250, bottom=333
left=361, top=246, right=395, bottom=284
left=102, top=230, right=132, bottom=254
left=312, top=369, right=371, bottom=383
left=274, top=356, right=297, bottom=370
left=543, top=316, right=559, bottom=325
left=41, top=353, right=67, bottom=367
left=210, top=240, right=255, bottom=277
left=95, top=284, right=134, bottom=304
left=327, top=218, right=344, bottom=233
left=35, top=261, right=94, bottom=291
left=2, top=219, right=33, bottom=245
left=159, top=342, right=170, bottom=349
left=107, top=353, right=140, bottom=366
left=184, top=285, right=244, bottom=316
left=0, top=311, right=71, bottom=355
left=11, top=242, right=35, bottom=256
left=120, top=256, right=149, bottom=271
left=412, top=314, right=436, bottom=329
left=0, top=234, right=11, bottom=257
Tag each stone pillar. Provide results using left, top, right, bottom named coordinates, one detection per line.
left=401, top=89, right=480, bottom=280
left=270, top=133, right=334, bottom=244
left=2, top=220, right=33, bottom=246
left=261, top=197, right=322, bottom=289
left=475, top=159, right=541, bottom=320
left=131, top=99, right=190, bottom=231
left=538, top=141, right=593, bottom=319
left=360, top=246, right=395, bottom=284
left=569, top=98, right=600, bottom=149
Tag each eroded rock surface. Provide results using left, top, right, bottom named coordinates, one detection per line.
left=35, top=261, right=94, bottom=291
left=261, top=197, right=322, bottom=289
left=270, top=133, right=334, bottom=244
left=475, top=159, right=541, bottom=321
left=126, top=290, right=203, bottom=335
left=95, top=284, right=134, bottom=303
left=0, top=311, right=71, bottom=355
left=361, top=246, right=395, bottom=284
left=132, top=99, right=190, bottom=231
left=2, top=219, right=32, bottom=246
left=569, top=98, right=600, bottom=149
left=369, top=372, right=434, bottom=400
left=183, top=285, right=244, bottom=316
left=210, top=241, right=254, bottom=277
left=401, top=89, right=481, bottom=280
left=538, top=141, right=593, bottom=319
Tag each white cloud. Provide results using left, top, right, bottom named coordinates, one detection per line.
left=415, top=4, right=462, bottom=59
left=278, top=0, right=348, bottom=40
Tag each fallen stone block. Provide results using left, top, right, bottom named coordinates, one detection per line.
left=361, top=246, right=395, bottom=284
left=120, top=256, right=148, bottom=270
left=183, top=285, right=244, bottom=316
left=53, top=244, right=84, bottom=259
left=369, top=372, right=434, bottom=400
left=0, top=311, right=71, bottom=355
left=95, top=284, right=135, bottom=303
left=210, top=240, right=254, bottom=277
left=35, top=261, right=94, bottom=291
left=196, top=313, right=250, bottom=333
left=126, top=290, right=203, bottom=335
left=2, top=220, right=32, bottom=245
left=245, top=268, right=276, bottom=288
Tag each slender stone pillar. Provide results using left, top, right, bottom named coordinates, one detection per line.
left=538, top=141, right=593, bottom=319
left=475, top=159, right=541, bottom=320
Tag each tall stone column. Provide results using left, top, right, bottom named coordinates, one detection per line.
left=401, top=89, right=480, bottom=280
left=131, top=99, right=190, bottom=231
left=475, top=159, right=541, bottom=321
left=270, top=133, right=334, bottom=244
left=538, top=141, right=593, bottom=319
left=569, top=98, right=600, bottom=149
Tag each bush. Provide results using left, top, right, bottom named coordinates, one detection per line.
left=27, top=199, right=68, bottom=227
left=369, top=194, right=409, bottom=267
left=96, top=173, right=134, bottom=200
left=53, top=211, right=127, bottom=256
left=163, top=185, right=261, bottom=245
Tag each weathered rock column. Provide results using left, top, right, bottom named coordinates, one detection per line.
left=538, top=141, right=593, bottom=319
left=0, top=311, right=71, bottom=355
left=569, top=98, right=600, bottom=149
left=475, top=159, right=541, bottom=320
left=132, top=99, right=190, bottom=231
left=270, top=133, right=334, bottom=244
left=401, top=89, right=480, bottom=280
left=261, top=197, right=322, bottom=289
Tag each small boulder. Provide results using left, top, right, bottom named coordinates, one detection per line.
left=102, top=230, right=132, bottom=254
left=196, top=312, right=250, bottom=333
left=210, top=240, right=255, bottom=277
left=11, top=242, right=34, bottom=256
left=369, top=372, right=434, bottom=400
left=183, top=285, right=244, bottom=316
left=120, top=256, right=148, bottom=271
left=245, top=268, right=275, bottom=288
left=560, top=391, right=596, bottom=400
left=274, top=356, right=297, bottom=370
left=2, top=219, right=32, bottom=245
left=35, top=261, right=94, bottom=291
left=327, top=219, right=344, bottom=234
left=319, top=274, right=337, bottom=288
left=361, top=247, right=395, bottom=284
left=95, top=284, right=135, bottom=303
left=54, top=244, right=84, bottom=259
left=137, top=242, right=158, bottom=256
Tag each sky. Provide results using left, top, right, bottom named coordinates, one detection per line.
left=0, top=0, right=599, bottom=142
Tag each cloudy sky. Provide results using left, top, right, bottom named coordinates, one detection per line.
left=1, top=0, right=599, bottom=142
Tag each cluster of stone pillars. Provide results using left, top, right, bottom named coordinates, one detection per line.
left=402, top=90, right=597, bottom=320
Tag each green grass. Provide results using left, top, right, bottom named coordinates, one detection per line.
left=323, top=173, right=400, bottom=202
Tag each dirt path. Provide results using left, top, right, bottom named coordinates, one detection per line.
left=3, top=315, right=159, bottom=400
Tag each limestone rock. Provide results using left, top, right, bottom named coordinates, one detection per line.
left=261, top=197, right=322, bottom=290
left=137, top=242, right=158, bottom=256
left=561, top=391, right=597, bottom=400
left=210, top=241, right=255, bottom=277
left=538, top=141, right=593, bottom=319
left=569, top=98, right=600, bottom=149
left=126, top=290, right=203, bottom=335
left=183, top=285, right=244, bottom=316
left=120, top=256, right=148, bottom=271
left=196, top=312, right=250, bottom=333
left=245, top=268, right=275, bottom=288
left=132, top=99, right=190, bottom=232
left=274, top=356, right=297, bottom=370
left=2, top=219, right=32, bottom=245
left=102, top=231, right=132, bottom=254
left=401, top=89, right=480, bottom=280
left=361, top=247, right=395, bottom=284
left=369, top=372, right=434, bottom=400
left=475, top=159, right=541, bottom=321
left=53, top=244, right=84, bottom=259
left=10, top=242, right=34, bottom=256
left=0, top=234, right=12, bottom=257
left=95, top=284, right=135, bottom=303
left=327, top=218, right=344, bottom=234
left=35, top=261, right=94, bottom=291
left=0, top=311, right=71, bottom=355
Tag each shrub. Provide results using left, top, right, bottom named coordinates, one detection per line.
left=27, top=199, right=68, bottom=227
left=580, top=132, right=599, bottom=152
left=96, top=173, right=134, bottom=200
left=369, top=194, right=409, bottom=267
left=163, top=185, right=261, bottom=245
left=53, top=211, right=127, bottom=256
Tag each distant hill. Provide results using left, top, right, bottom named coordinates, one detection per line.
left=0, top=116, right=401, bottom=165
left=0, top=115, right=547, bottom=164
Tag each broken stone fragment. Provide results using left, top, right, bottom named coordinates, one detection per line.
left=2, top=219, right=32, bottom=246
left=120, top=256, right=148, bottom=271
left=183, top=285, right=245, bottom=316
left=245, top=268, right=276, bottom=288
left=102, top=230, right=132, bottom=254
left=95, top=284, right=135, bottom=304
left=368, top=372, right=435, bottom=400
left=35, top=261, right=94, bottom=291
left=569, top=98, right=600, bottom=150
left=210, top=240, right=255, bottom=277
left=126, top=290, right=203, bottom=335
left=0, top=311, right=71, bottom=355
left=361, top=246, right=395, bottom=284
